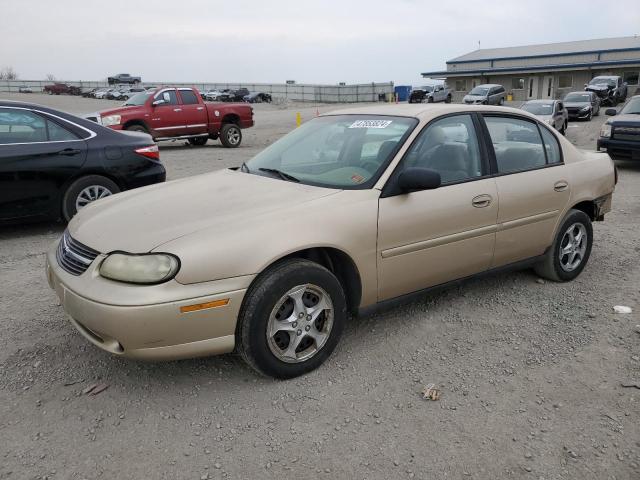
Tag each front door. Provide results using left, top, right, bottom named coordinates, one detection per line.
left=542, top=76, right=554, bottom=99
left=148, top=89, right=185, bottom=137
left=377, top=113, right=498, bottom=301
left=0, top=107, right=87, bottom=220
left=481, top=114, right=570, bottom=267
left=527, top=77, right=539, bottom=99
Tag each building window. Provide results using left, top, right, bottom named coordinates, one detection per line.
left=558, top=75, right=573, bottom=88
left=455, top=79, right=466, bottom=91
left=623, top=71, right=639, bottom=85
left=512, top=78, right=525, bottom=90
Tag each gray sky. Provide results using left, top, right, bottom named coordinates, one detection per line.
left=2, top=0, right=639, bottom=85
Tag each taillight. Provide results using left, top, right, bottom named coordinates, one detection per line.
left=135, top=145, right=160, bottom=161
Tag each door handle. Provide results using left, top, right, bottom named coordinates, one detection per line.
left=57, top=148, right=81, bottom=156
left=472, top=194, right=492, bottom=208
left=173, top=108, right=182, bottom=112
left=196, top=107, right=204, bottom=110
left=554, top=181, right=569, bottom=192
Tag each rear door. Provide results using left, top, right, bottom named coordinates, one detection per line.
left=0, top=107, right=88, bottom=220
left=148, top=88, right=184, bottom=137
left=178, top=89, right=209, bottom=135
left=480, top=114, right=569, bottom=267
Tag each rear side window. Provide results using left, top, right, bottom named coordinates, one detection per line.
left=179, top=90, right=199, bottom=105
left=484, top=116, right=546, bottom=174
left=539, top=127, right=562, bottom=164
left=47, top=119, right=79, bottom=141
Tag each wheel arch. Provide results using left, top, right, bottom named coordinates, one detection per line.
left=570, top=200, right=597, bottom=220
left=251, top=247, right=363, bottom=316
left=221, top=113, right=240, bottom=125
left=122, top=119, right=151, bottom=132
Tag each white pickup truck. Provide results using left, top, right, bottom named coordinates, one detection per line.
left=408, top=85, right=452, bottom=103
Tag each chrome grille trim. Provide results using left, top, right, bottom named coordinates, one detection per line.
left=56, top=231, right=100, bottom=276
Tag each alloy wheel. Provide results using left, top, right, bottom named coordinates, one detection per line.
left=227, top=127, right=241, bottom=145
left=266, top=284, right=334, bottom=363
left=75, top=185, right=113, bottom=211
left=559, top=223, right=587, bottom=272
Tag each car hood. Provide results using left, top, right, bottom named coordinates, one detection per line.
left=463, top=95, right=485, bottom=101
left=586, top=84, right=611, bottom=92
left=69, top=169, right=340, bottom=253
left=564, top=102, right=590, bottom=108
left=97, top=105, right=144, bottom=116
left=607, top=114, right=640, bottom=124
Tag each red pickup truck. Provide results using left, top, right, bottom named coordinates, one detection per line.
left=88, top=87, right=254, bottom=147
left=43, top=83, right=82, bottom=95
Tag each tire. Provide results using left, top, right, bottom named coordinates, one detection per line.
left=594, top=105, right=600, bottom=116
left=445, top=95, right=452, bottom=104
left=62, top=175, right=120, bottom=222
left=499, top=97, right=505, bottom=106
left=188, top=137, right=208, bottom=146
left=560, top=121, right=567, bottom=136
left=219, top=123, right=242, bottom=148
left=587, top=110, right=593, bottom=121
left=125, top=124, right=149, bottom=134
left=427, top=97, right=434, bottom=103
left=236, top=258, right=347, bottom=379
left=534, top=209, right=593, bottom=282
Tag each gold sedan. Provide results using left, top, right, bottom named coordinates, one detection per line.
left=46, top=105, right=616, bottom=378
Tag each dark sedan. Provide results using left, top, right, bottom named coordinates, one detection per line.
left=0, top=101, right=166, bottom=223
left=243, top=91, right=272, bottom=103
left=563, top=91, right=600, bottom=120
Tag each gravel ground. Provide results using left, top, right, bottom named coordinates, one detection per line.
left=1, top=93, right=639, bottom=480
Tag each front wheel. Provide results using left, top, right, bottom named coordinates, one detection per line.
left=220, top=123, right=242, bottom=148
left=237, top=259, right=347, bottom=379
left=560, top=121, right=567, bottom=135
left=534, top=209, right=593, bottom=282
left=62, top=175, right=120, bottom=221
left=499, top=97, right=505, bottom=106
left=445, top=95, right=452, bottom=104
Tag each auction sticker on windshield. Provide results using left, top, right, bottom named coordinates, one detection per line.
left=349, top=120, right=392, bottom=129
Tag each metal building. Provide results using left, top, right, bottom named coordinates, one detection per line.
left=421, top=36, right=640, bottom=103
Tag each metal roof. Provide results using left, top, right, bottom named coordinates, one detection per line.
left=448, top=36, right=640, bottom=63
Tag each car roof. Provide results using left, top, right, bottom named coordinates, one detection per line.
left=322, top=103, right=536, bottom=122
left=474, top=84, right=502, bottom=88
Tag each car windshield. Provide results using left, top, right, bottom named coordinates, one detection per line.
left=244, top=115, right=417, bottom=189
left=589, top=77, right=616, bottom=87
left=469, top=87, right=489, bottom=96
left=124, top=92, right=153, bottom=106
left=522, top=102, right=554, bottom=115
left=564, top=93, right=591, bottom=102
left=418, top=86, right=434, bottom=92
left=620, top=97, right=640, bottom=114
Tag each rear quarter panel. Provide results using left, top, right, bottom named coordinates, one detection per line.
left=205, top=104, right=254, bottom=133
left=563, top=145, right=615, bottom=217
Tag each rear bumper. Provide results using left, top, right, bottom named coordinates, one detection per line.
left=597, top=138, right=640, bottom=160
left=46, top=243, right=253, bottom=361
left=122, top=162, right=166, bottom=190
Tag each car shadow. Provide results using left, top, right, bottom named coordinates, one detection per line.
left=0, top=220, right=64, bottom=240
left=614, top=160, right=640, bottom=172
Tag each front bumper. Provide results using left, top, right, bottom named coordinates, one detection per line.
left=46, top=243, right=254, bottom=360
left=597, top=138, right=640, bottom=160
left=567, top=109, right=591, bottom=119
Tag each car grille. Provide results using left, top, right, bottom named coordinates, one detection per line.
left=566, top=107, right=580, bottom=115
left=56, top=231, right=100, bottom=276
left=613, top=126, right=640, bottom=142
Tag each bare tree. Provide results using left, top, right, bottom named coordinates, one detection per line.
left=45, top=73, right=56, bottom=81
left=0, top=66, right=18, bottom=80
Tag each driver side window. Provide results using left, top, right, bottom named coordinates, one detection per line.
left=402, top=114, right=483, bottom=184
left=156, top=90, right=178, bottom=105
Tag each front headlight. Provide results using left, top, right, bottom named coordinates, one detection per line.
left=99, top=252, right=180, bottom=284
left=101, top=115, right=121, bottom=127
left=580, top=106, right=591, bottom=112
left=600, top=123, right=612, bottom=138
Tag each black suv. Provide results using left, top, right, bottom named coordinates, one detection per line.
left=597, top=95, right=640, bottom=161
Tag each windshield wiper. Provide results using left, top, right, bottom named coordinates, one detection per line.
left=258, top=168, right=300, bottom=183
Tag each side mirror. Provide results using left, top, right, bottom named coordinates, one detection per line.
left=152, top=99, right=166, bottom=107
left=605, top=108, right=617, bottom=116
left=397, top=167, right=441, bottom=192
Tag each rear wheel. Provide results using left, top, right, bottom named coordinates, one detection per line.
left=560, top=121, right=567, bottom=135
left=445, top=95, right=452, bottom=104
left=534, top=209, right=593, bottom=282
left=62, top=175, right=120, bottom=221
left=499, top=97, right=505, bottom=106
left=220, top=123, right=242, bottom=148
left=188, top=137, right=208, bottom=146
left=237, top=258, right=346, bottom=379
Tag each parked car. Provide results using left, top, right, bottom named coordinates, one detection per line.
left=106, top=89, right=125, bottom=101
left=18, top=86, right=33, bottom=93
left=82, top=88, right=98, bottom=98
left=204, top=90, right=224, bottom=101
left=563, top=91, right=600, bottom=120
left=107, top=73, right=141, bottom=85
left=0, top=101, right=165, bottom=223
left=86, top=87, right=254, bottom=147
left=120, top=87, right=146, bottom=100
left=597, top=95, right=640, bottom=161
left=243, top=91, right=273, bottom=103
left=408, top=85, right=451, bottom=104
left=463, top=84, right=506, bottom=105
left=93, top=88, right=112, bottom=99
left=585, top=76, right=627, bottom=106
left=43, top=83, right=81, bottom=96
left=520, top=99, right=568, bottom=134
left=46, top=104, right=615, bottom=378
